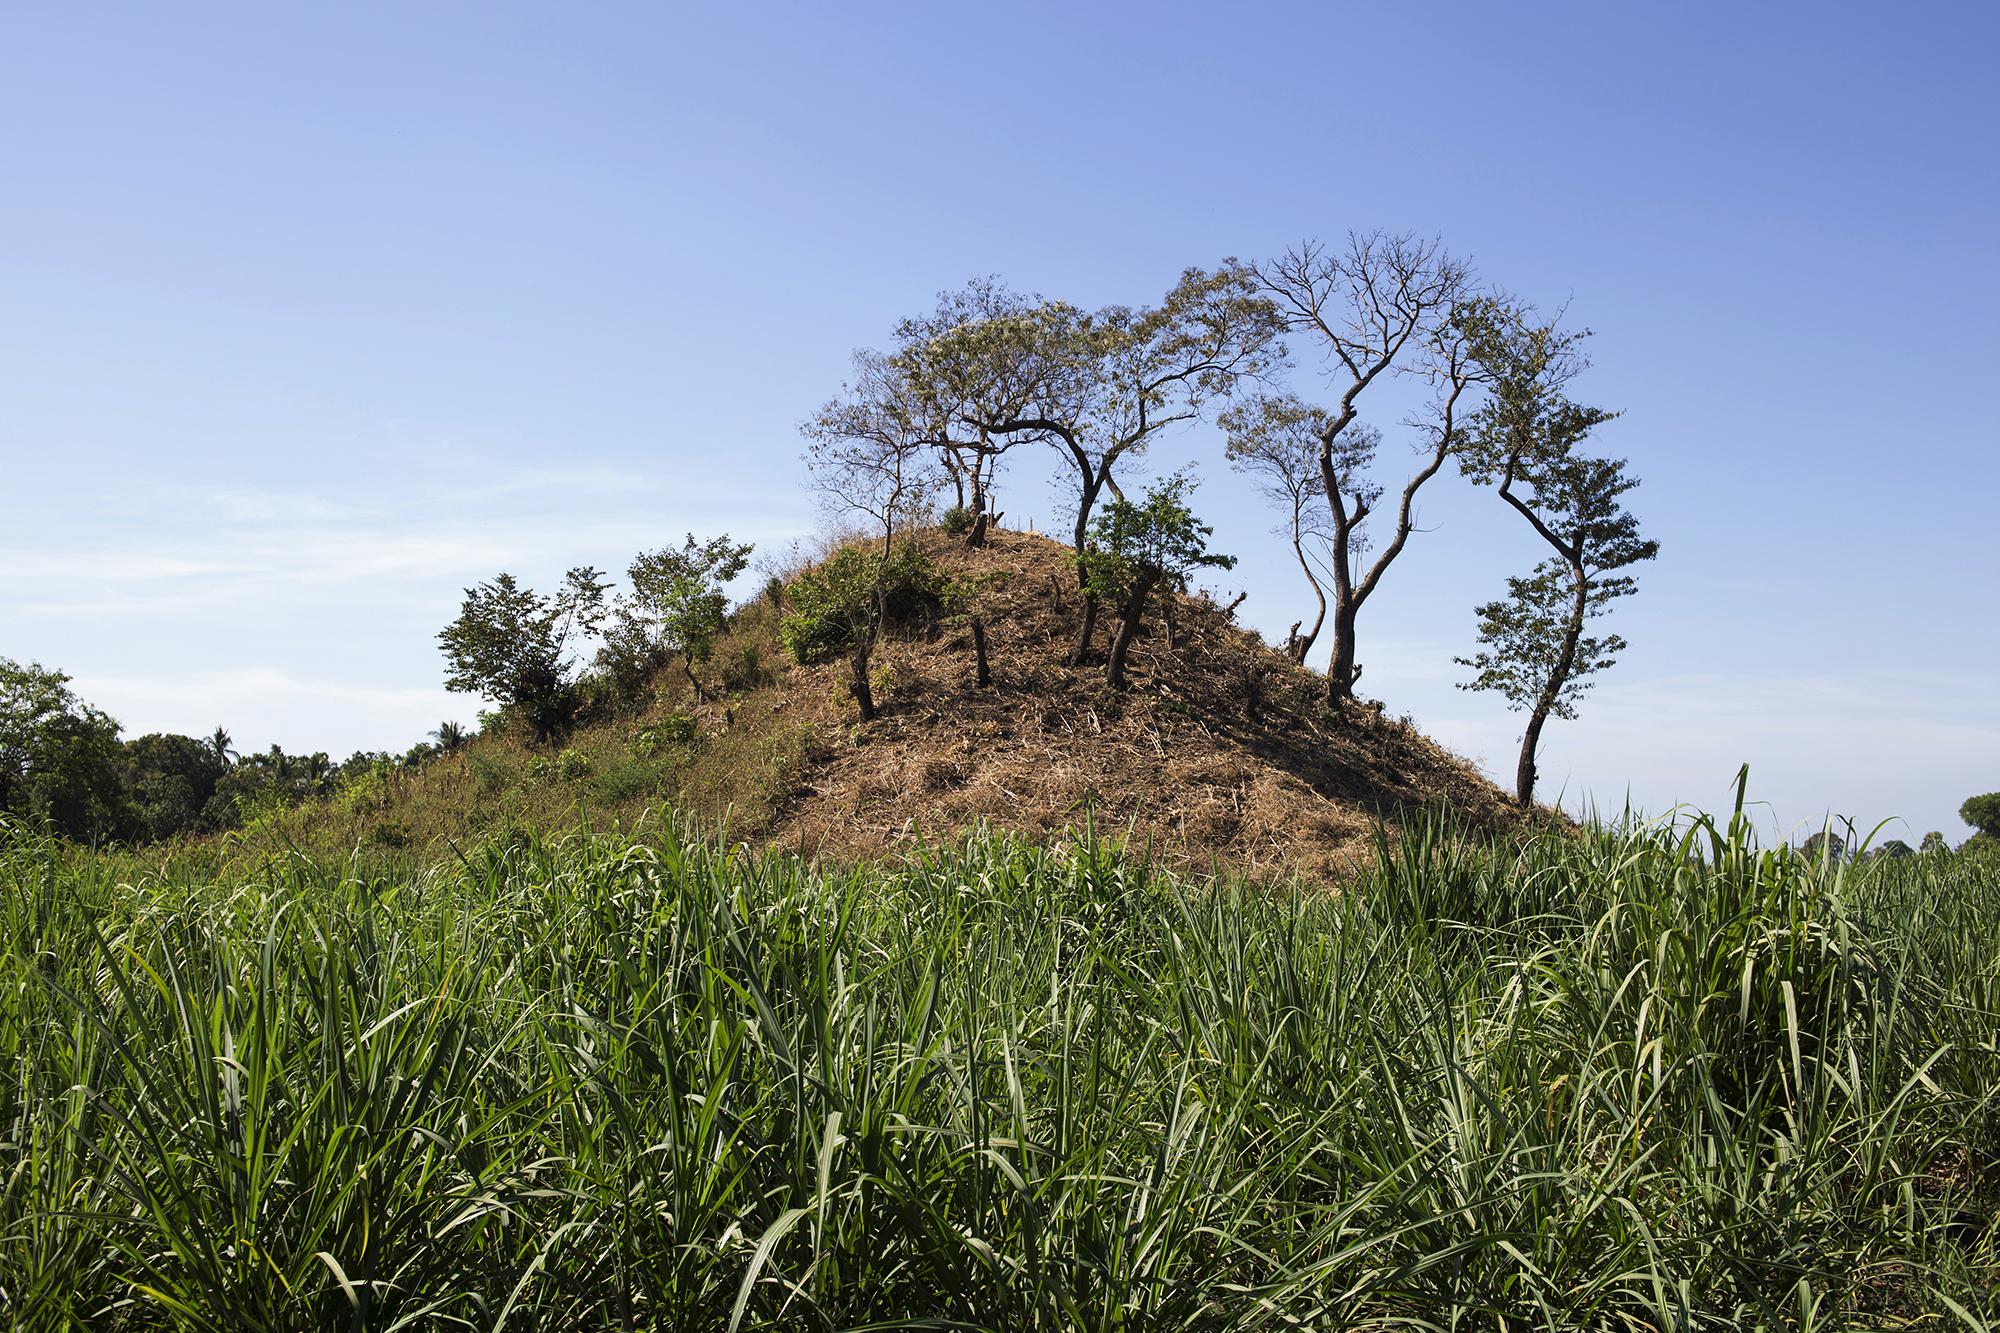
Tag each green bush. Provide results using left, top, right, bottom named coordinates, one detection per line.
left=555, top=747, right=592, bottom=780
left=940, top=505, right=973, bottom=536
left=333, top=764, right=392, bottom=817
left=718, top=641, right=768, bottom=692
left=468, top=749, right=511, bottom=795
left=780, top=542, right=948, bottom=665
left=633, top=713, right=698, bottom=757
left=592, top=755, right=660, bottom=804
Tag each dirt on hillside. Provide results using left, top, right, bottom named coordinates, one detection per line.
left=756, top=528, right=1516, bottom=881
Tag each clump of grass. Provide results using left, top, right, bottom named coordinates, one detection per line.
left=3, top=796, right=1999, bottom=1327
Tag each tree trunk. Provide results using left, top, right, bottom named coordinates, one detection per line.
left=1072, top=594, right=1100, bottom=665
left=849, top=644, right=876, bottom=721
left=1105, top=570, right=1160, bottom=690
left=1071, top=475, right=1103, bottom=564
left=682, top=655, right=705, bottom=704
left=1324, top=604, right=1360, bottom=703
left=1290, top=522, right=1327, bottom=663
left=971, top=616, right=990, bottom=688
left=1516, top=572, right=1590, bottom=806
left=1514, top=711, right=1545, bottom=806
left=967, top=470, right=989, bottom=547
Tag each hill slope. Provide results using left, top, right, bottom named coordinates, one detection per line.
left=207, top=529, right=1517, bottom=878
left=767, top=529, right=1513, bottom=876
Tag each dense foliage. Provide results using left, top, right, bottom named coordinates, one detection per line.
left=438, top=567, right=613, bottom=740
left=600, top=535, right=755, bottom=703
left=5, top=802, right=2000, bottom=1328
left=1961, top=791, right=2000, bottom=840
left=1076, top=474, right=1235, bottom=687
left=778, top=541, right=949, bottom=666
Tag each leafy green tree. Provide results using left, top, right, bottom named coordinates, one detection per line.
left=1920, top=830, right=1949, bottom=854
left=1455, top=454, right=1656, bottom=806
left=1455, top=303, right=1656, bottom=806
left=0, top=657, right=132, bottom=841
left=1961, top=793, right=2000, bottom=840
left=438, top=568, right=611, bottom=741
left=780, top=543, right=947, bottom=720
left=1254, top=233, right=1482, bottom=701
left=121, top=733, right=228, bottom=840
left=602, top=534, right=753, bottom=703
left=1076, top=474, right=1235, bottom=689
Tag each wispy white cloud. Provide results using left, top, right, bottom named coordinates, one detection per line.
left=1, top=461, right=803, bottom=620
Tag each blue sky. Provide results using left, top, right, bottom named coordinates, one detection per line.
left=2, top=2, right=1994, bottom=840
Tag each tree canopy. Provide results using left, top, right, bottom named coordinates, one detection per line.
left=602, top=535, right=753, bottom=702
left=438, top=568, right=612, bottom=739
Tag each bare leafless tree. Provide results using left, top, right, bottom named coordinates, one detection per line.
left=1222, top=395, right=1382, bottom=664
left=1256, top=232, right=1480, bottom=703
left=801, top=353, right=942, bottom=719
left=804, top=351, right=938, bottom=556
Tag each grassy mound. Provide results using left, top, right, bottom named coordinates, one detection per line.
left=5, top=809, right=1999, bottom=1326
left=182, top=528, right=1515, bottom=882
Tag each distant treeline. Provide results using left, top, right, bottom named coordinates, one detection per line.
left=0, top=656, right=468, bottom=844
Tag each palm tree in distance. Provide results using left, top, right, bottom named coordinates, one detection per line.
left=208, top=726, right=235, bottom=767
left=432, top=721, right=468, bottom=751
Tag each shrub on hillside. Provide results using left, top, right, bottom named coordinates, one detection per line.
left=592, top=755, right=661, bottom=804
left=468, top=749, right=511, bottom=795
left=633, top=713, right=698, bottom=757
left=719, top=641, right=769, bottom=693
left=779, top=543, right=948, bottom=665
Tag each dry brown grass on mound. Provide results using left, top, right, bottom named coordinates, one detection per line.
left=181, top=526, right=1516, bottom=883
left=765, top=528, right=1515, bottom=882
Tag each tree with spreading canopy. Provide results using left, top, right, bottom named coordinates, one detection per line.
left=1076, top=473, right=1236, bottom=689
left=121, top=732, right=228, bottom=840
left=1454, top=302, right=1656, bottom=805
left=889, top=279, right=1053, bottom=547
left=1962, top=793, right=2000, bottom=840
left=911, top=266, right=1280, bottom=661
left=0, top=657, right=131, bottom=841
left=1253, top=232, right=1482, bottom=702
left=438, top=567, right=611, bottom=741
left=601, top=533, right=754, bottom=703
